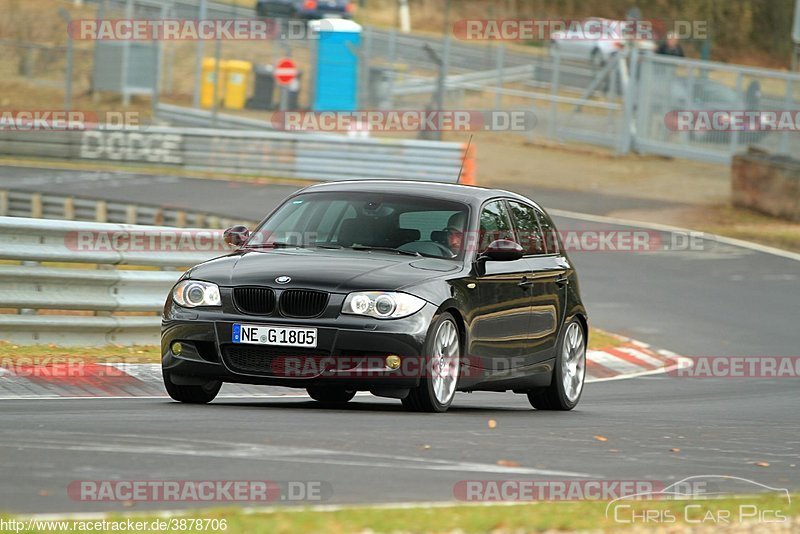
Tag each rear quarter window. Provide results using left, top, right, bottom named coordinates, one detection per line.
left=533, top=206, right=560, bottom=254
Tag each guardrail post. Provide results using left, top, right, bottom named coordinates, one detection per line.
left=154, top=209, right=164, bottom=226
left=63, top=197, right=75, bottom=220
left=95, top=200, right=108, bottom=223
left=30, top=193, right=43, bottom=218
left=126, top=205, right=138, bottom=224
left=0, top=190, right=7, bottom=216
left=175, top=211, right=187, bottom=228
left=207, top=216, right=221, bottom=229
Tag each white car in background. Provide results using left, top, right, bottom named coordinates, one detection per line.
left=549, top=18, right=656, bottom=67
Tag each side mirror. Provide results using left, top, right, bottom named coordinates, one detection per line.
left=223, top=225, right=250, bottom=247
left=481, top=239, right=524, bottom=262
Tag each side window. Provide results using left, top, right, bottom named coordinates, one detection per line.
left=508, top=201, right=546, bottom=255
left=533, top=205, right=560, bottom=254
left=479, top=200, right=514, bottom=252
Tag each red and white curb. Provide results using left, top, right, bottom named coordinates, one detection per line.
left=586, top=336, right=692, bottom=383
left=0, top=337, right=691, bottom=399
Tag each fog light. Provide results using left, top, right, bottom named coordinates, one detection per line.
left=171, top=342, right=183, bottom=355
left=385, top=355, right=401, bottom=370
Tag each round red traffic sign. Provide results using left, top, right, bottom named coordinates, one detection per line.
left=274, top=58, right=298, bottom=86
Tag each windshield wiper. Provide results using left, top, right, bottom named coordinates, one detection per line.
left=242, top=242, right=297, bottom=249
left=351, top=245, right=421, bottom=257
left=244, top=243, right=347, bottom=251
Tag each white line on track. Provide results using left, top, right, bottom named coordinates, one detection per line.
left=549, top=207, right=800, bottom=263
left=0, top=435, right=596, bottom=478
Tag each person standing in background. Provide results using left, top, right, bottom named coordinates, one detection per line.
left=658, top=32, right=685, bottom=57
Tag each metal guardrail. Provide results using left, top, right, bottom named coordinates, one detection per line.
left=0, top=188, right=254, bottom=229
left=155, top=103, right=277, bottom=131
left=0, top=126, right=469, bottom=183
left=392, top=65, right=536, bottom=97
left=0, top=217, right=221, bottom=346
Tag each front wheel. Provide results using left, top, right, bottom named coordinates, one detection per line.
left=528, top=319, right=586, bottom=411
left=163, top=372, right=221, bottom=404
left=402, top=312, right=461, bottom=413
left=307, top=387, right=356, bottom=404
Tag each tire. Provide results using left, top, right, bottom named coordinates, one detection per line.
left=402, top=312, right=461, bottom=413
left=528, top=319, right=586, bottom=411
left=163, top=372, right=221, bottom=404
left=307, top=387, right=356, bottom=404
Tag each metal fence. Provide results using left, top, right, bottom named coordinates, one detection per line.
left=5, top=0, right=800, bottom=165
left=634, top=53, right=800, bottom=164
left=0, top=125, right=470, bottom=183
left=0, top=187, right=254, bottom=228
left=0, top=216, right=220, bottom=345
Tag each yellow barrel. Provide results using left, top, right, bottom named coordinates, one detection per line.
left=223, top=60, right=252, bottom=110
left=200, top=58, right=228, bottom=109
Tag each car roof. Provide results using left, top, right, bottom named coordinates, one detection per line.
left=298, top=180, right=541, bottom=209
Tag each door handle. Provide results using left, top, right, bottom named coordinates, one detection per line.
left=555, top=276, right=569, bottom=287
left=518, top=277, right=534, bottom=289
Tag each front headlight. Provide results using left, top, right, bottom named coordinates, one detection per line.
left=172, top=280, right=221, bottom=308
left=342, top=292, right=426, bottom=319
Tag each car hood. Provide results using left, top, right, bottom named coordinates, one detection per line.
left=186, top=248, right=461, bottom=294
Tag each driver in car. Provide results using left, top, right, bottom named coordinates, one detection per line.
left=444, top=212, right=466, bottom=256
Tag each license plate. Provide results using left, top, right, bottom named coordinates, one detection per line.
left=232, top=324, right=317, bottom=348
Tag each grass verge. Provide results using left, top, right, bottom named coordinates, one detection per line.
left=692, top=205, right=800, bottom=253
left=0, top=341, right=160, bottom=364
left=4, top=493, right=797, bottom=533
left=0, top=328, right=622, bottom=365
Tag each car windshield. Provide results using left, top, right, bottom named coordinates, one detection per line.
left=246, top=191, right=470, bottom=260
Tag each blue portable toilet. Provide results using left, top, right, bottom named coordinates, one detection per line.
left=311, top=19, right=362, bottom=111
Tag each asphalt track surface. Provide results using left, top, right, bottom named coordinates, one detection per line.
left=0, top=166, right=798, bottom=514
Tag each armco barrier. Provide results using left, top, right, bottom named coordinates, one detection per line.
left=0, top=126, right=469, bottom=183
left=0, top=216, right=221, bottom=346
left=0, top=188, right=255, bottom=228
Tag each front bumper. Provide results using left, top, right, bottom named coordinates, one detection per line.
left=161, top=302, right=436, bottom=390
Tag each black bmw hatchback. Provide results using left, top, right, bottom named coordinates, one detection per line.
left=162, top=181, right=588, bottom=412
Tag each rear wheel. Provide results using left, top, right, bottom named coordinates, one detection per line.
left=402, top=313, right=460, bottom=413
left=307, top=387, right=356, bottom=404
left=163, top=372, right=221, bottom=404
left=528, top=319, right=585, bottom=411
